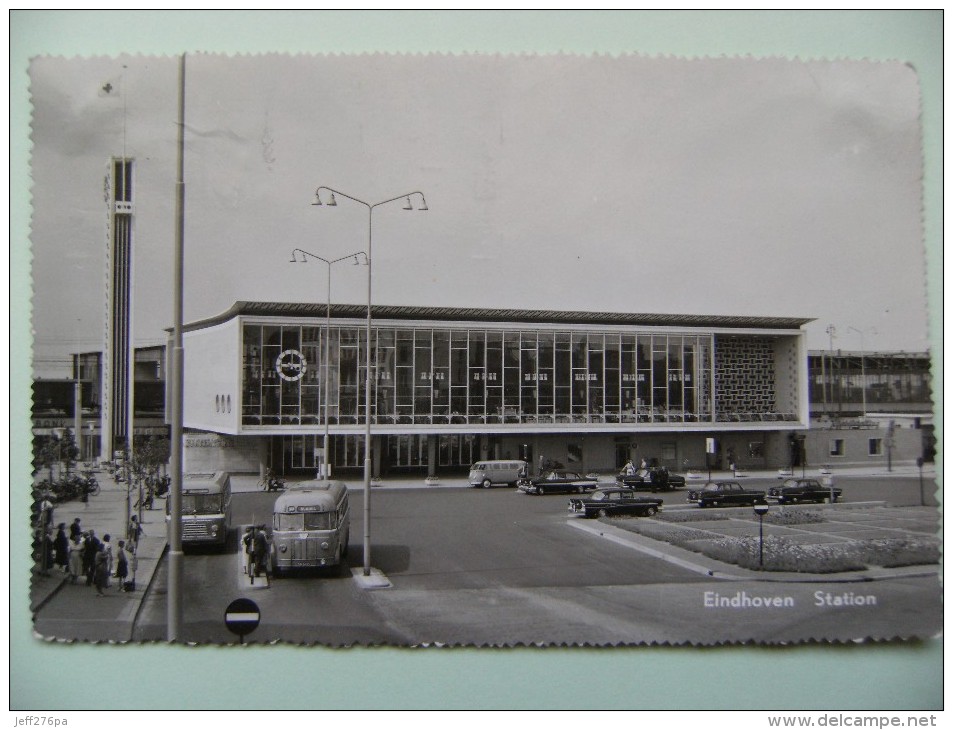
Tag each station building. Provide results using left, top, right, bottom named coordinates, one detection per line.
left=179, top=301, right=814, bottom=477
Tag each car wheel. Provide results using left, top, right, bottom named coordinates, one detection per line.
left=575, top=485, right=584, bottom=494
left=537, top=485, right=546, bottom=495
left=482, top=479, right=492, bottom=489
left=790, top=497, right=799, bottom=505
left=644, top=506, right=658, bottom=517
left=597, top=509, right=608, bottom=518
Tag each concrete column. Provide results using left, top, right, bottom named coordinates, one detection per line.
left=427, top=435, right=437, bottom=474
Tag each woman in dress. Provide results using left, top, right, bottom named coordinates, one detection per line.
left=67, top=533, right=84, bottom=584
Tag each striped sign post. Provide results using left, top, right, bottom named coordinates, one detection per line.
left=224, top=598, right=260, bottom=644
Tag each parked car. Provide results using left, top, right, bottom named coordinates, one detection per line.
left=517, top=470, right=599, bottom=495
left=687, top=481, right=767, bottom=508
left=615, top=467, right=686, bottom=491
left=569, top=488, right=663, bottom=518
left=767, top=478, right=842, bottom=505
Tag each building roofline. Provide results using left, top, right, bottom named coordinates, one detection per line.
left=179, top=301, right=814, bottom=333
left=808, top=349, right=930, bottom=358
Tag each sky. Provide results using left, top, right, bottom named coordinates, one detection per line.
left=29, top=53, right=929, bottom=378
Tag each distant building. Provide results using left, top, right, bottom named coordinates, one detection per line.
left=31, top=345, right=168, bottom=465
left=806, top=350, right=934, bottom=467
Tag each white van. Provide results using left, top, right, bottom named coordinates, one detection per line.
left=468, top=460, right=529, bottom=489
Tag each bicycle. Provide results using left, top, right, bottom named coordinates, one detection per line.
left=257, top=470, right=284, bottom=492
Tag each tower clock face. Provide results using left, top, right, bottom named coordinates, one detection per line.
left=275, top=349, right=307, bottom=382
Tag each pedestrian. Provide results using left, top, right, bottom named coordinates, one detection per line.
left=38, top=494, right=54, bottom=528
left=53, top=523, right=69, bottom=572
left=252, top=525, right=268, bottom=577
left=69, top=517, right=82, bottom=541
left=127, top=515, right=143, bottom=548
left=43, top=529, right=55, bottom=574
left=622, top=459, right=635, bottom=476
left=67, top=533, right=84, bottom=584
left=101, top=534, right=113, bottom=588
left=93, top=545, right=109, bottom=597
left=126, top=544, right=138, bottom=592
left=115, top=540, right=129, bottom=591
left=83, top=529, right=100, bottom=586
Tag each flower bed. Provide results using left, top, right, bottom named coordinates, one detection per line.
left=603, top=515, right=939, bottom=573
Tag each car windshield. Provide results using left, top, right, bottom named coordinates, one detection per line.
left=782, top=479, right=800, bottom=488
left=589, top=491, right=608, bottom=501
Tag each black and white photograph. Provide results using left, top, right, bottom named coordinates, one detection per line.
left=25, top=49, right=941, bottom=652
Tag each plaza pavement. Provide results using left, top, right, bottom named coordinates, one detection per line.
left=29, top=462, right=939, bottom=641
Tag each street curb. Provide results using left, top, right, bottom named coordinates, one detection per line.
left=29, top=572, right=69, bottom=617
left=127, top=541, right=169, bottom=642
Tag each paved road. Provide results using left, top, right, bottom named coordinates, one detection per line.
left=128, top=483, right=941, bottom=646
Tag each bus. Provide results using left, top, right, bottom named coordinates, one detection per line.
left=270, top=480, right=350, bottom=576
left=169, top=471, right=233, bottom=549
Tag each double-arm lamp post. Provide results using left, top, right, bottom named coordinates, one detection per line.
left=312, top=186, right=428, bottom=577
left=289, top=248, right=369, bottom=480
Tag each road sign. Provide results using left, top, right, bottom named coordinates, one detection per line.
left=224, top=598, right=260, bottom=643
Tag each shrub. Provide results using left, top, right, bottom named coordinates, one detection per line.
left=656, top=511, right=730, bottom=524
left=703, top=536, right=868, bottom=573
left=862, top=538, right=940, bottom=567
left=764, top=509, right=825, bottom=526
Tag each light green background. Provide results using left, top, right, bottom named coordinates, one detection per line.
left=10, top=10, right=943, bottom=710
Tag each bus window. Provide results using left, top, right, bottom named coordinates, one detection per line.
left=275, top=511, right=333, bottom=531
left=182, top=493, right=222, bottom=514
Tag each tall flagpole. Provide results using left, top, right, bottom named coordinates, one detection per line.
left=167, top=52, right=186, bottom=641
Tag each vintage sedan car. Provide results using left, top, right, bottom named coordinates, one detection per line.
left=517, top=470, right=599, bottom=495
left=687, top=481, right=767, bottom=508
left=569, top=488, right=663, bottom=518
left=767, top=478, right=843, bottom=505
left=615, top=467, right=686, bottom=491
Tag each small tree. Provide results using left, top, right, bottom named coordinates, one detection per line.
left=59, top=429, right=79, bottom=478
left=35, top=436, right=60, bottom=483
left=132, top=435, right=171, bottom=503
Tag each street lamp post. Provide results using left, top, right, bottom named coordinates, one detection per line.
left=312, top=186, right=428, bottom=577
left=825, top=324, right=836, bottom=416
left=847, top=326, right=868, bottom=421
left=290, top=248, right=368, bottom=480
left=753, top=503, right=770, bottom=568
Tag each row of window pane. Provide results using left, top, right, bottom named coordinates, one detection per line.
left=241, top=324, right=714, bottom=425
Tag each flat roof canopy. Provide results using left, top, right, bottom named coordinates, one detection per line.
left=183, top=301, right=813, bottom=333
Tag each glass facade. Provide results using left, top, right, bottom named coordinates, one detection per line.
left=241, top=322, right=715, bottom=427
left=808, top=352, right=932, bottom=414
